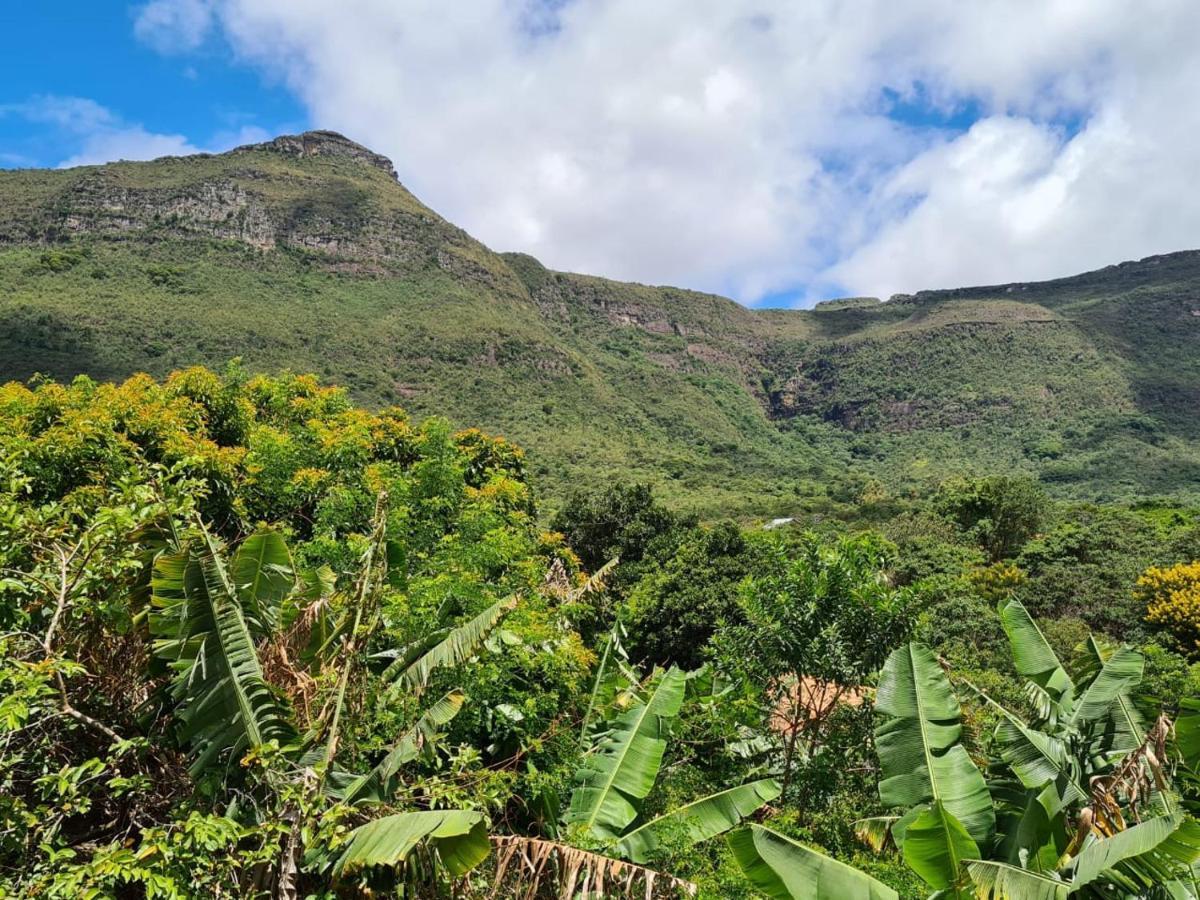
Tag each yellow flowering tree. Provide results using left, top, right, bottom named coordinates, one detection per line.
left=1137, top=560, right=1200, bottom=654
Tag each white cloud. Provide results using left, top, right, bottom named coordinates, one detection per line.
left=3, top=96, right=117, bottom=132
left=134, top=0, right=214, bottom=53
left=59, top=128, right=201, bottom=168
left=128, top=1, right=1200, bottom=303
left=0, top=95, right=267, bottom=168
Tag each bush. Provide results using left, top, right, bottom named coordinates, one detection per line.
left=934, top=475, right=1047, bottom=561
left=624, top=521, right=766, bottom=669
left=1138, top=560, right=1200, bottom=655
left=550, top=482, right=693, bottom=574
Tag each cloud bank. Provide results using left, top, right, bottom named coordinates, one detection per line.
left=126, top=1, right=1200, bottom=304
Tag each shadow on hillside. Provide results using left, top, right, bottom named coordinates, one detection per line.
left=0, top=307, right=130, bottom=386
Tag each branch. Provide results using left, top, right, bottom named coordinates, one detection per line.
left=41, top=540, right=123, bottom=746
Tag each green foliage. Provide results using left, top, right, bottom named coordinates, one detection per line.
left=1014, top=505, right=1167, bottom=636
left=568, top=667, right=687, bottom=840
left=0, top=367, right=596, bottom=897
left=875, top=644, right=994, bottom=847
left=829, top=600, right=1200, bottom=898
left=714, top=532, right=917, bottom=797
left=551, top=481, right=694, bottom=576
left=332, top=810, right=490, bottom=879
left=727, top=824, right=899, bottom=900
left=934, top=475, right=1048, bottom=562
left=615, top=778, right=782, bottom=864
left=6, top=361, right=1200, bottom=897
left=624, top=521, right=767, bottom=669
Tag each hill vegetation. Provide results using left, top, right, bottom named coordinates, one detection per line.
left=7, top=134, right=1200, bottom=898
left=3, top=132, right=1200, bottom=515
left=5, top=367, right=1200, bottom=898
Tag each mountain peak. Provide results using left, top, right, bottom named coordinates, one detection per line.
left=233, top=130, right=398, bottom=179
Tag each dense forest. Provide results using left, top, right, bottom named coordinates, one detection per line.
left=5, top=365, right=1200, bottom=898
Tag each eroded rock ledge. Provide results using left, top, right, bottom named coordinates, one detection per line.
left=233, top=130, right=399, bottom=180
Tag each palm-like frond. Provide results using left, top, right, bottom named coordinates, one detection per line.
left=900, top=801, right=980, bottom=891
left=726, top=824, right=898, bottom=900
left=567, top=667, right=686, bottom=839
left=1074, top=637, right=1145, bottom=756
left=1068, top=644, right=1144, bottom=731
left=383, top=596, right=517, bottom=699
left=1069, top=814, right=1200, bottom=891
left=338, top=690, right=467, bottom=804
left=149, top=527, right=294, bottom=775
left=332, top=810, right=489, bottom=880
left=579, top=620, right=638, bottom=745
left=875, top=642, right=995, bottom=846
left=964, top=859, right=1068, bottom=900
left=615, top=778, right=781, bottom=863
left=997, top=598, right=1074, bottom=709
left=231, top=527, right=295, bottom=633
left=963, top=684, right=1087, bottom=813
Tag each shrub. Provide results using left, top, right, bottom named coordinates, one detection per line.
left=934, top=475, right=1047, bottom=561
left=1138, top=560, right=1200, bottom=654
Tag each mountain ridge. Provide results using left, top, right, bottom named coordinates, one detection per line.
left=2, top=131, right=1199, bottom=513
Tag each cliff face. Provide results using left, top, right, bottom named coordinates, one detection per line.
left=0, top=131, right=528, bottom=293
left=1, top=132, right=1199, bottom=510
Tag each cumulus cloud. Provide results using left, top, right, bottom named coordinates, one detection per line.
left=58, top=128, right=203, bottom=169
left=0, top=94, right=267, bottom=168
left=129, top=1, right=1200, bottom=303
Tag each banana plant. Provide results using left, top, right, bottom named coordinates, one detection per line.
left=727, top=597, right=1200, bottom=899
left=564, top=660, right=779, bottom=865
left=147, top=501, right=517, bottom=889
left=149, top=523, right=297, bottom=776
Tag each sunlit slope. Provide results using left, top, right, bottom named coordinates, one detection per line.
left=2, top=131, right=1198, bottom=509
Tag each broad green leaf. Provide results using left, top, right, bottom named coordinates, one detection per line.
left=1074, top=637, right=1144, bottom=756
left=996, top=792, right=1066, bottom=873
left=149, top=530, right=293, bottom=776
left=1068, top=644, right=1143, bottom=730
left=1177, top=699, right=1200, bottom=769
left=384, top=596, right=517, bottom=699
left=727, top=825, right=898, bottom=900
left=615, top=778, right=781, bottom=863
left=875, top=642, right=995, bottom=846
left=901, top=802, right=980, bottom=891
left=339, top=690, right=467, bottom=804
left=964, top=859, right=1067, bottom=900
left=890, top=805, right=923, bottom=850
left=998, top=598, right=1074, bottom=708
left=566, top=667, right=685, bottom=839
left=971, top=689, right=1086, bottom=813
left=231, top=527, right=294, bottom=632
left=332, top=810, right=488, bottom=879
left=1071, top=815, right=1200, bottom=890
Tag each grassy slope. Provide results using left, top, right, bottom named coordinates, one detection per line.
left=2, top=133, right=1198, bottom=514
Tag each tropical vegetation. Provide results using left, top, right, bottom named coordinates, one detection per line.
left=3, top=365, right=1200, bottom=899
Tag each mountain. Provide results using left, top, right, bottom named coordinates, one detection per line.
left=3, top=130, right=1199, bottom=514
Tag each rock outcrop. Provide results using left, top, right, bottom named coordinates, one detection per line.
left=233, top=130, right=399, bottom=180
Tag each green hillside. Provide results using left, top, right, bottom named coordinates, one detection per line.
left=2, top=130, right=1199, bottom=513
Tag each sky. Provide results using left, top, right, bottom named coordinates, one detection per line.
left=3, top=2, right=1200, bottom=307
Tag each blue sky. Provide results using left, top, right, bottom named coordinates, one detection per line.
left=2, top=2, right=1197, bottom=307
left=0, top=2, right=302, bottom=168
